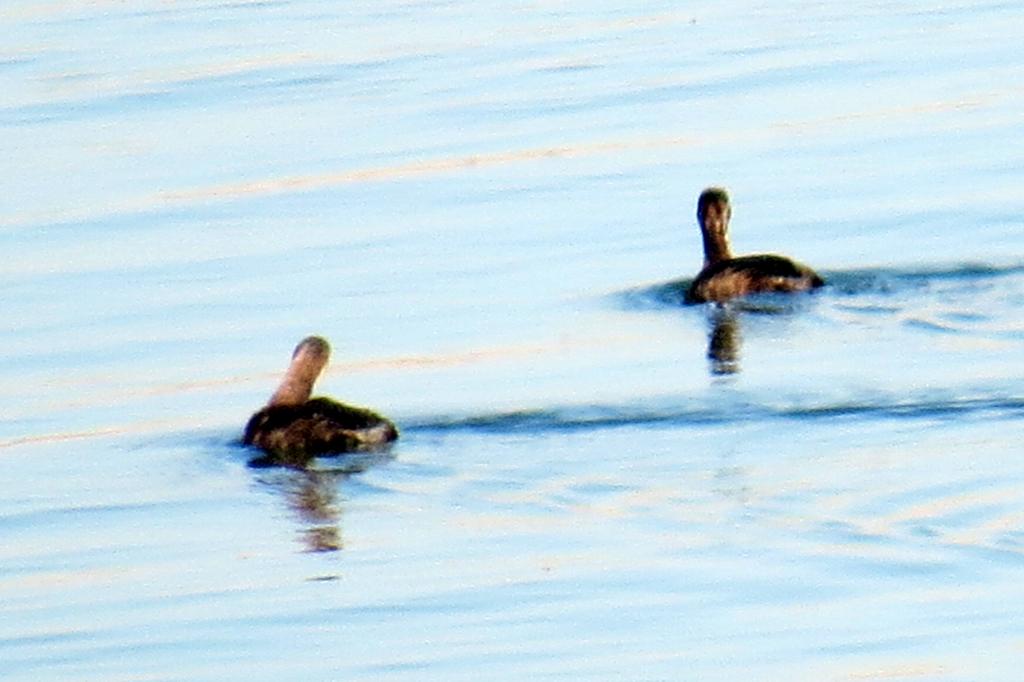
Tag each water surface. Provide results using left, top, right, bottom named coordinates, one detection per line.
left=3, top=2, right=1024, bottom=680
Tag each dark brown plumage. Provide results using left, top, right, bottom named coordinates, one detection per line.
left=242, top=336, right=397, bottom=468
left=685, top=187, right=824, bottom=304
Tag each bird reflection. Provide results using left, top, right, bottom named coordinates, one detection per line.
left=258, top=468, right=345, bottom=552
left=701, top=297, right=811, bottom=376
left=252, top=453, right=390, bottom=553
left=291, top=470, right=344, bottom=552
left=706, top=306, right=742, bottom=375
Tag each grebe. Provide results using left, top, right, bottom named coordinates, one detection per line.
left=685, top=187, right=824, bottom=304
left=243, top=336, right=398, bottom=467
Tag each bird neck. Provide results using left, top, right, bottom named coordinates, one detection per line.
left=267, top=359, right=323, bottom=407
left=700, top=218, right=732, bottom=267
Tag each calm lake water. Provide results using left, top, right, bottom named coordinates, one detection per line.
left=3, top=1, right=1024, bottom=680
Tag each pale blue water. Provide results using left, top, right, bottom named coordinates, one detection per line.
left=3, top=2, right=1024, bottom=680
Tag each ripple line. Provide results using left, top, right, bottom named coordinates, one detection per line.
left=404, top=395, right=1024, bottom=435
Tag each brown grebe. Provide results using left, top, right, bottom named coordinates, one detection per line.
left=243, top=336, right=398, bottom=467
left=685, top=187, right=824, bottom=304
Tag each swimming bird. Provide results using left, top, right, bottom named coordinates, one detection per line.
left=243, top=336, right=398, bottom=467
left=685, top=187, right=824, bottom=304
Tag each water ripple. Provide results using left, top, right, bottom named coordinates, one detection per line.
left=624, top=261, right=1024, bottom=309
left=403, top=393, right=1024, bottom=435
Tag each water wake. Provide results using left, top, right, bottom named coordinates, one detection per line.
left=402, top=393, right=1024, bottom=435
left=624, top=261, right=1024, bottom=309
